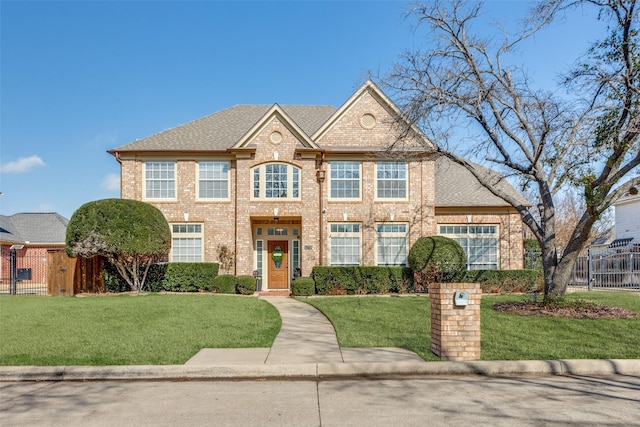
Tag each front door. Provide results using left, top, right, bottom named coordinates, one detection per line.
left=268, top=241, right=289, bottom=289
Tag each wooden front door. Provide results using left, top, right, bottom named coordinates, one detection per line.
left=268, top=241, right=289, bottom=289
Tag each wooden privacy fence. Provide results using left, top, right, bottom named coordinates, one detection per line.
left=47, top=250, right=105, bottom=295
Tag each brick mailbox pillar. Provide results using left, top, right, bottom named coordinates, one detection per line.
left=430, top=282, right=481, bottom=361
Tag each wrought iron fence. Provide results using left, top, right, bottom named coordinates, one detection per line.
left=569, top=244, right=639, bottom=291
left=0, top=246, right=48, bottom=295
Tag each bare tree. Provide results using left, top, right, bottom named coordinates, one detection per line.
left=380, top=0, right=639, bottom=300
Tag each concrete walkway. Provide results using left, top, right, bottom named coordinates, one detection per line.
left=185, top=296, right=425, bottom=366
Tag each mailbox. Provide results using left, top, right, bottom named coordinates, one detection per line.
left=454, top=291, right=469, bottom=307
left=17, top=268, right=32, bottom=281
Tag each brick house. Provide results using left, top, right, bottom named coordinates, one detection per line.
left=0, top=213, right=68, bottom=291
left=109, top=81, right=526, bottom=292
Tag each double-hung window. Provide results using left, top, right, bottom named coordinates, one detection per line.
left=330, top=223, right=361, bottom=265
left=145, top=161, right=175, bottom=199
left=439, top=225, right=499, bottom=270
left=171, top=224, right=203, bottom=262
left=252, top=163, right=300, bottom=199
left=330, top=161, right=360, bottom=199
left=376, top=223, right=408, bottom=266
left=198, top=161, right=229, bottom=199
left=376, top=162, right=407, bottom=199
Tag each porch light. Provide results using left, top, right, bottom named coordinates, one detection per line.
left=316, top=170, right=326, bottom=182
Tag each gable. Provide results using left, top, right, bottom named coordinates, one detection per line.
left=313, top=80, right=432, bottom=152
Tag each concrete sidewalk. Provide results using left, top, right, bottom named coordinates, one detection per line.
left=1, top=296, right=639, bottom=382
left=185, top=296, right=426, bottom=366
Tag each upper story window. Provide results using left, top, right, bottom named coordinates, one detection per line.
left=329, top=161, right=361, bottom=199
left=376, top=162, right=407, bottom=199
left=252, top=163, right=300, bottom=199
left=198, top=161, right=229, bottom=200
left=145, top=161, right=175, bottom=199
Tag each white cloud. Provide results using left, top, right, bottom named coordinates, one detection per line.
left=0, top=155, right=45, bottom=173
left=102, top=173, right=120, bottom=192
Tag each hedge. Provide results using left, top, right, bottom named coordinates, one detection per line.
left=462, top=269, right=541, bottom=293
left=236, top=275, right=257, bottom=295
left=311, top=266, right=414, bottom=295
left=291, top=277, right=315, bottom=296
left=161, top=263, right=219, bottom=292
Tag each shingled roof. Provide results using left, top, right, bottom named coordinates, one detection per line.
left=112, top=105, right=337, bottom=152
left=435, top=156, right=529, bottom=208
left=0, top=213, right=68, bottom=245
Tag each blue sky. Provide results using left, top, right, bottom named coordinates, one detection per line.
left=1, top=0, right=603, bottom=219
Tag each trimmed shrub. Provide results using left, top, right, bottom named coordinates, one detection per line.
left=408, top=236, right=466, bottom=287
left=161, top=263, right=219, bottom=292
left=462, top=269, right=541, bottom=293
left=66, top=198, right=171, bottom=292
left=212, top=274, right=237, bottom=294
left=291, top=277, right=315, bottom=296
left=236, top=275, right=257, bottom=295
left=102, top=261, right=129, bottom=293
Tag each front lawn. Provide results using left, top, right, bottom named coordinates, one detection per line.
left=301, top=292, right=640, bottom=361
left=0, top=294, right=281, bottom=365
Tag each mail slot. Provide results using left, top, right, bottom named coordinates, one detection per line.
left=454, top=291, right=469, bottom=307
left=17, top=268, right=32, bottom=281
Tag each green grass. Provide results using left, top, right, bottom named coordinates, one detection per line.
left=301, top=292, right=640, bottom=361
left=0, top=294, right=281, bottom=365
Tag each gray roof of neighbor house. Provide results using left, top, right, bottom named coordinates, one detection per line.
left=111, top=105, right=337, bottom=152
left=435, top=156, right=530, bottom=208
left=0, top=213, right=68, bottom=245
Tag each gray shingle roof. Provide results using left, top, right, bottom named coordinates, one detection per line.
left=112, top=105, right=337, bottom=152
left=435, top=156, right=529, bottom=207
left=0, top=213, right=68, bottom=245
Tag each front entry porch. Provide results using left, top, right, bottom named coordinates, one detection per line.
left=251, top=218, right=301, bottom=293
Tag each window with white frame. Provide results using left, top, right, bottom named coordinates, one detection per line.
left=198, top=161, right=229, bottom=199
left=376, top=223, right=408, bottom=266
left=330, top=223, right=361, bottom=265
left=376, top=162, right=407, bottom=199
left=439, top=225, right=499, bottom=270
left=329, top=161, right=360, bottom=199
left=255, top=240, right=264, bottom=276
left=171, top=223, right=203, bottom=262
left=145, top=161, right=175, bottom=199
left=252, top=163, right=300, bottom=199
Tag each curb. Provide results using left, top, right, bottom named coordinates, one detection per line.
left=1, top=359, right=639, bottom=382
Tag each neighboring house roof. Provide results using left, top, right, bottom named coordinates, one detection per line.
left=0, top=213, right=68, bottom=245
left=111, top=105, right=337, bottom=153
left=435, top=156, right=529, bottom=208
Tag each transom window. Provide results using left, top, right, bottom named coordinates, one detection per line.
left=330, top=223, right=361, bottom=265
left=330, top=161, right=361, bottom=199
left=376, top=162, right=407, bottom=199
left=145, top=162, right=175, bottom=199
left=439, top=225, right=499, bottom=270
left=376, top=223, right=408, bottom=266
left=198, top=161, right=229, bottom=199
left=171, top=223, right=203, bottom=262
left=252, top=163, right=300, bottom=199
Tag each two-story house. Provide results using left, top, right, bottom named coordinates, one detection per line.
left=109, top=81, right=526, bottom=292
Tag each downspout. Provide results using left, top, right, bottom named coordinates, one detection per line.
left=317, top=154, right=326, bottom=266
left=233, top=159, right=238, bottom=275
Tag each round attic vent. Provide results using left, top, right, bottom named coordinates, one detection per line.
left=270, top=131, right=283, bottom=144
left=360, top=113, right=377, bottom=129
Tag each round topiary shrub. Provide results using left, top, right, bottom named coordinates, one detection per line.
left=236, top=275, right=257, bottom=295
left=212, top=274, right=237, bottom=294
left=291, top=277, right=315, bottom=296
left=408, top=236, right=466, bottom=286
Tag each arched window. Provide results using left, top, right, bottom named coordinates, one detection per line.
left=252, top=163, right=300, bottom=199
